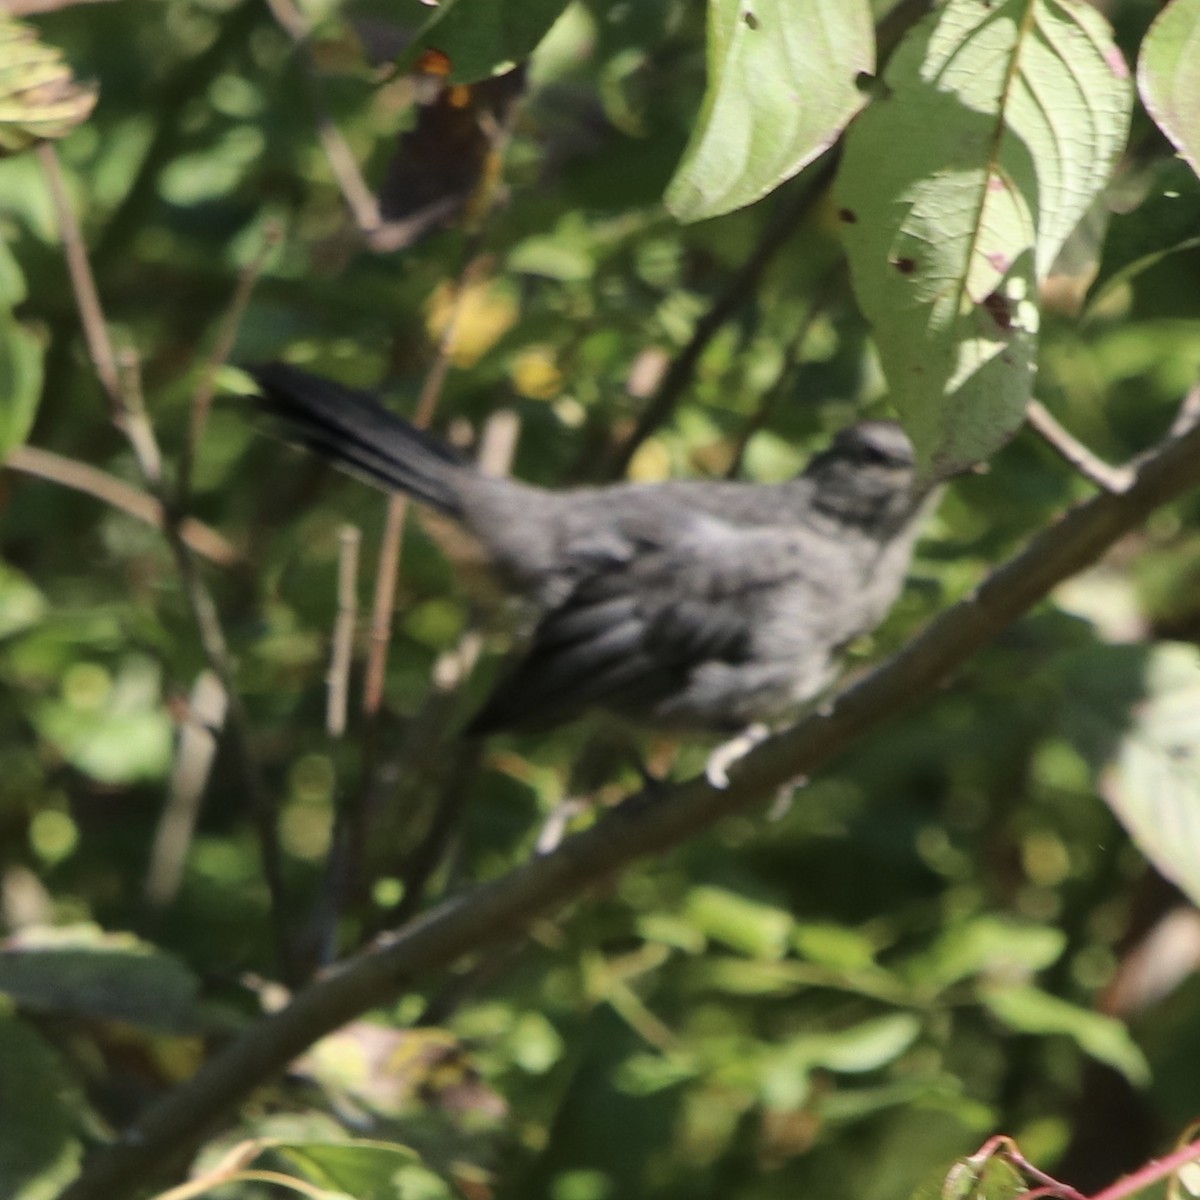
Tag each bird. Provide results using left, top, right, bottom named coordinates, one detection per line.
left=248, top=363, right=928, bottom=772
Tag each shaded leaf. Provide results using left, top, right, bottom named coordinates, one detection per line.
left=1087, top=156, right=1200, bottom=309
left=0, top=925, right=203, bottom=1032
left=837, top=0, right=1132, bottom=477
left=0, top=1008, right=81, bottom=1200
left=1101, top=643, right=1200, bottom=906
left=1138, top=0, right=1200, bottom=180
left=665, top=0, right=874, bottom=222
left=398, top=0, right=570, bottom=85
left=0, top=18, right=96, bottom=155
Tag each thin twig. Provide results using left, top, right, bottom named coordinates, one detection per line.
left=326, top=524, right=361, bottom=737
left=1090, top=1137, right=1200, bottom=1200
left=602, top=161, right=836, bottom=480
left=145, top=671, right=228, bottom=907
left=264, top=0, right=383, bottom=235
left=178, top=220, right=281, bottom=503
left=54, top=389, right=1200, bottom=1200
left=1026, top=400, right=1134, bottom=493
left=36, top=144, right=120, bottom=411
left=38, top=142, right=296, bottom=982
left=360, top=242, right=494, bottom=716
left=4, top=445, right=240, bottom=566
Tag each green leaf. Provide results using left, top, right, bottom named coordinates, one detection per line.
left=0, top=18, right=97, bottom=156
left=665, top=0, right=874, bottom=222
left=0, top=562, right=46, bottom=640
left=0, top=317, right=43, bottom=459
left=836, top=0, right=1132, bottom=478
left=0, top=925, right=203, bottom=1032
left=982, top=983, right=1149, bottom=1084
left=905, top=916, right=1066, bottom=991
left=1138, top=0, right=1200, bottom=181
left=684, top=885, right=793, bottom=958
left=0, top=1008, right=81, bottom=1200
left=799, top=1012, right=921, bottom=1073
left=276, top=1140, right=432, bottom=1200
left=1087, top=156, right=1200, bottom=309
left=398, top=0, right=571, bottom=85
left=1100, top=643, right=1200, bottom=906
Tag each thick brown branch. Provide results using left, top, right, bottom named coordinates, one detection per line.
left=56, top=399, right=1200, bottom=1200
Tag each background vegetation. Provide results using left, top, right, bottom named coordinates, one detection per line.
left=2, top=0, right=1200, bottom=1198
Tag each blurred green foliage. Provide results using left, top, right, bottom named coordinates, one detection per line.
left=1, top=1, right=1200, bottom=1199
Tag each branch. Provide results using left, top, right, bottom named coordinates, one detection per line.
left=3, top=445, right=239, bottom=567
left=55, top=393, right=1200, bottom=1200
left=38, top=143, right=296, bottom=982
left=1026, top=400, right=1134, bottom=493
left=601, top=162, right=833, bottom=480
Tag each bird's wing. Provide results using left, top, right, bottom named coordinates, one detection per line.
left=466, top=525, right=811, bottom=734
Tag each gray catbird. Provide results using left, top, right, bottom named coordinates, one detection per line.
left=249, top=363, right=927, bottom=746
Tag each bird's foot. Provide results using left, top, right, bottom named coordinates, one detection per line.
left=705, top=722, right=770, bottom=788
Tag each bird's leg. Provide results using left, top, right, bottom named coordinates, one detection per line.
left=704, top=722, right=770, bottom=788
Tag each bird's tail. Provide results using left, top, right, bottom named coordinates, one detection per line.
left=248, top=363, right=468, bottom=516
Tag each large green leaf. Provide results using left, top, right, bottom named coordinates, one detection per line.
left=836, top=0, right=1132, bottom=478
left=665, top=0, right=874, bottom=223
left=1100, top=643, right=1200, bottom=907
left=0, top=925, right=203, bottom=1032
left=1138, top=0, right=1200, bottom=181
left=397, top=0, right=571, bottom=84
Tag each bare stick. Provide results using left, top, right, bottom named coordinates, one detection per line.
left=264, top=0, right=383, bottom=235
left=326, top=525, right=361, bottom=737
left=36, top=143, right=120, bottom=411
left=4, top=445, right=239, bottom=566
left=179, top=221, right=281, bottom=503
left=1026, top=400, right=1134, bottom=493
left=145, top=671, right=229, bottom=907
left=54, top=391, right=1200, bottom=1200
left=38, top=143, right=296, bottom=982
left=360, top=255, right=491, bottom=717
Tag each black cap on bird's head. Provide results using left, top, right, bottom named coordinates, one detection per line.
left=804, top=419, right=919, bottom=525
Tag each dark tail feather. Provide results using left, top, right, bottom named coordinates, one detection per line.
left=247, top=362, right=468, bottom=516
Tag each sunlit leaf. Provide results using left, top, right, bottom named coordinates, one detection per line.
left=684, top=885, right=793, bottom=958
left=276, top=1140, right=430, bottom=1200
left=0, top=18, right=96, bottom=156
left=0, top=316, right=42, bottom=459
left=1138, top=0, right=1200, bottom=180
left=0, top=562, right=45, bottom=640
left=1100, top=643, right=1200, bottom=906
left=665, top=0, right=874, bottom=222
left=982, top=983, right=1149, bottom=1083
left=836, top=0, right=1132, bottom=477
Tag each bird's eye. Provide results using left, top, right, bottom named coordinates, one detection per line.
left=859, top=444, right=893, bottom=465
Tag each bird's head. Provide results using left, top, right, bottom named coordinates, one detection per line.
left=803, top=420, right=920, bottom=527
